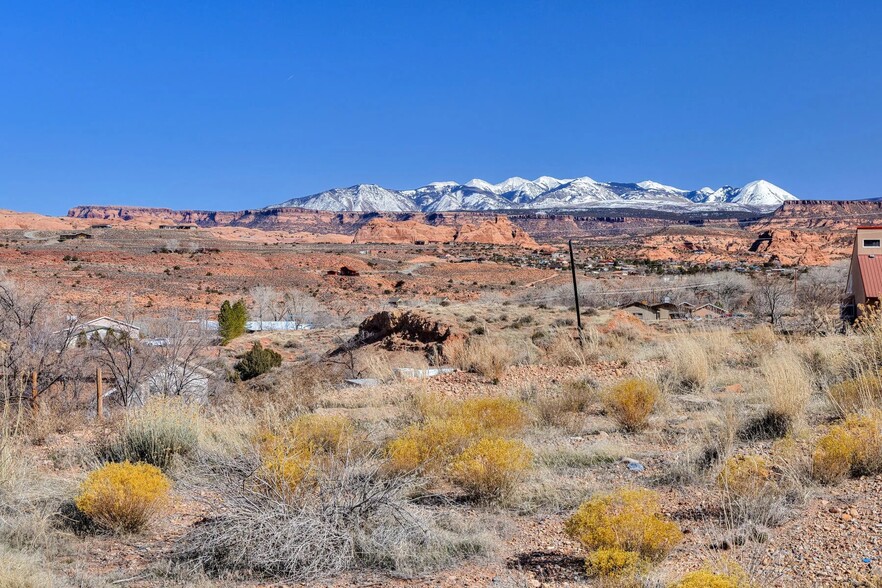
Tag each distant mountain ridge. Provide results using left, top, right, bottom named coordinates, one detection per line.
left=270, top=177, right=797, bottom=213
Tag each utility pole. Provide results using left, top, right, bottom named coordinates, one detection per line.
left=568, top=239, right=583, bottom=334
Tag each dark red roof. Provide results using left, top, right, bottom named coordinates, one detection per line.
left=858, top=255, right=882, bottom=297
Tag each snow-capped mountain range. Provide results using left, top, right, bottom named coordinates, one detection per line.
left=270, top=177, right=797, bottom=213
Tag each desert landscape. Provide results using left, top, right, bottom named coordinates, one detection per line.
left=0, top=201, right=880, bottom=588
left=6, top=3, right=882, bottom=587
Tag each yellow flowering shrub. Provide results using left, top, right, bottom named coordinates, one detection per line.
left=584, top=547, right=641, bottom=578
left=604, top=379, right=659, bottom=431
left=447, top=437, right=533, bottom=499
left=717, top=455, right=772, bottom=498
left=565, top=487, right=682, bottom=560
left=812, top=410, right=882, bottom=484
left=255, top=413, right=355, bottom=494
left=386, top=395, right=528, bottom=474
left=75, top=461, right=170, bottom=532
left=457, top=397, right=528, bottom=435
left=286, top=413, right=352, bottom=454
left=672, top=567, right=751, bottom=588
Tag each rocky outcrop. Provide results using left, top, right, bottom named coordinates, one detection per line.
left=331, top=310, right=463, bottom=357
left=68, top=206, right=541, bottom=247
left=353, top=218, right=456, bottom=244
left=454, top=216, right=539, bottom=248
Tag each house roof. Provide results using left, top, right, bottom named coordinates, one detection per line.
left=857, top=255, right=882, bottom=298
left=81, top=317, right=140, bottom=331
left=694, top=303, right=726, bottom=313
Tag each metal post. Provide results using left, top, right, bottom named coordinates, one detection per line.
left=96, top=367, right=103, bottom=420
left=569, top=239, right=583, bottom=334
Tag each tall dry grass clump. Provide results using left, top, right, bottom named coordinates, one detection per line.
left=75, top=461, right=171, bottom=532
left=447, top=337, right=513, bottom=383
left=98, top=397, right=200, bottom=470
left=833, top=308, right=882, bottom=414
left=760, top=350, right=813, bottom=430
left=666, top=336, right=711, bottom=392
left=543, top=328, right=599, bottom=367
left=828, top=373, right=882, bottom=416
left=604, top=378, right=659, bottom=431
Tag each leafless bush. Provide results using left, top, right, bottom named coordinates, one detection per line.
left=176, top=452, right=493, bottom=581
left=536, top=379, right=597, bottom=428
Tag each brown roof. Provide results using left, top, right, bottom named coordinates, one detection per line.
left=857, top=255, right=882, bottom=298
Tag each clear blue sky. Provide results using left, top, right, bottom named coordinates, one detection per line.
left=2, top=1, right=881, bottom=215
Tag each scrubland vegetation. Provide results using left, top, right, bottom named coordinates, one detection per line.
left=0, top=268, right=881, bottom=587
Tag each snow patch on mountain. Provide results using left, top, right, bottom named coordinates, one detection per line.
left=271, top=177, right=797, bottom=213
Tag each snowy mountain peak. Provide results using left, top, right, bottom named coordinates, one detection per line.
left=637, top=180, right=686, bottom=193
left=269, top=176, right=797, bottom=213
left=733, top=180, right=797, bottom=206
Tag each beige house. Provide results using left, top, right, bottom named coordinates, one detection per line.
left=62, top=317, right=141, bottom=348
left=621, top=302, right=657, bottom=321
left=843, top=226, right=882, bottom=322
left=692, top=304, right=727, bottom=319
left=621, top=301, right=684, bottom=322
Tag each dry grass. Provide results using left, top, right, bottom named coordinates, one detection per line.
left=447, top=336, right=513, bottom=382
left=0, top=546, right=66, bottom=588
left=760, top=350, right=813, bottom=429
left=97, top=397, right=200, bottom=471
left=665, top=336, right=711, bottom=392
left=536, top=379, right=596, bottom=428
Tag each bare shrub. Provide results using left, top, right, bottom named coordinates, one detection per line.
left=237, top=362, right=330, bottom=418
left=536, top=379, right=596, bottom=428
left=176, top=452, right=493, bottom=581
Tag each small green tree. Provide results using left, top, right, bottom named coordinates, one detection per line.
left=218, top=299, right=248, bottom=345
left=235, top=342, right=282, bottom=381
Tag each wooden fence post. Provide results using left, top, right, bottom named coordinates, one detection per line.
left=96, top=367, right=103, bottom=420
left=31, top=371, right=38, bottom=410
